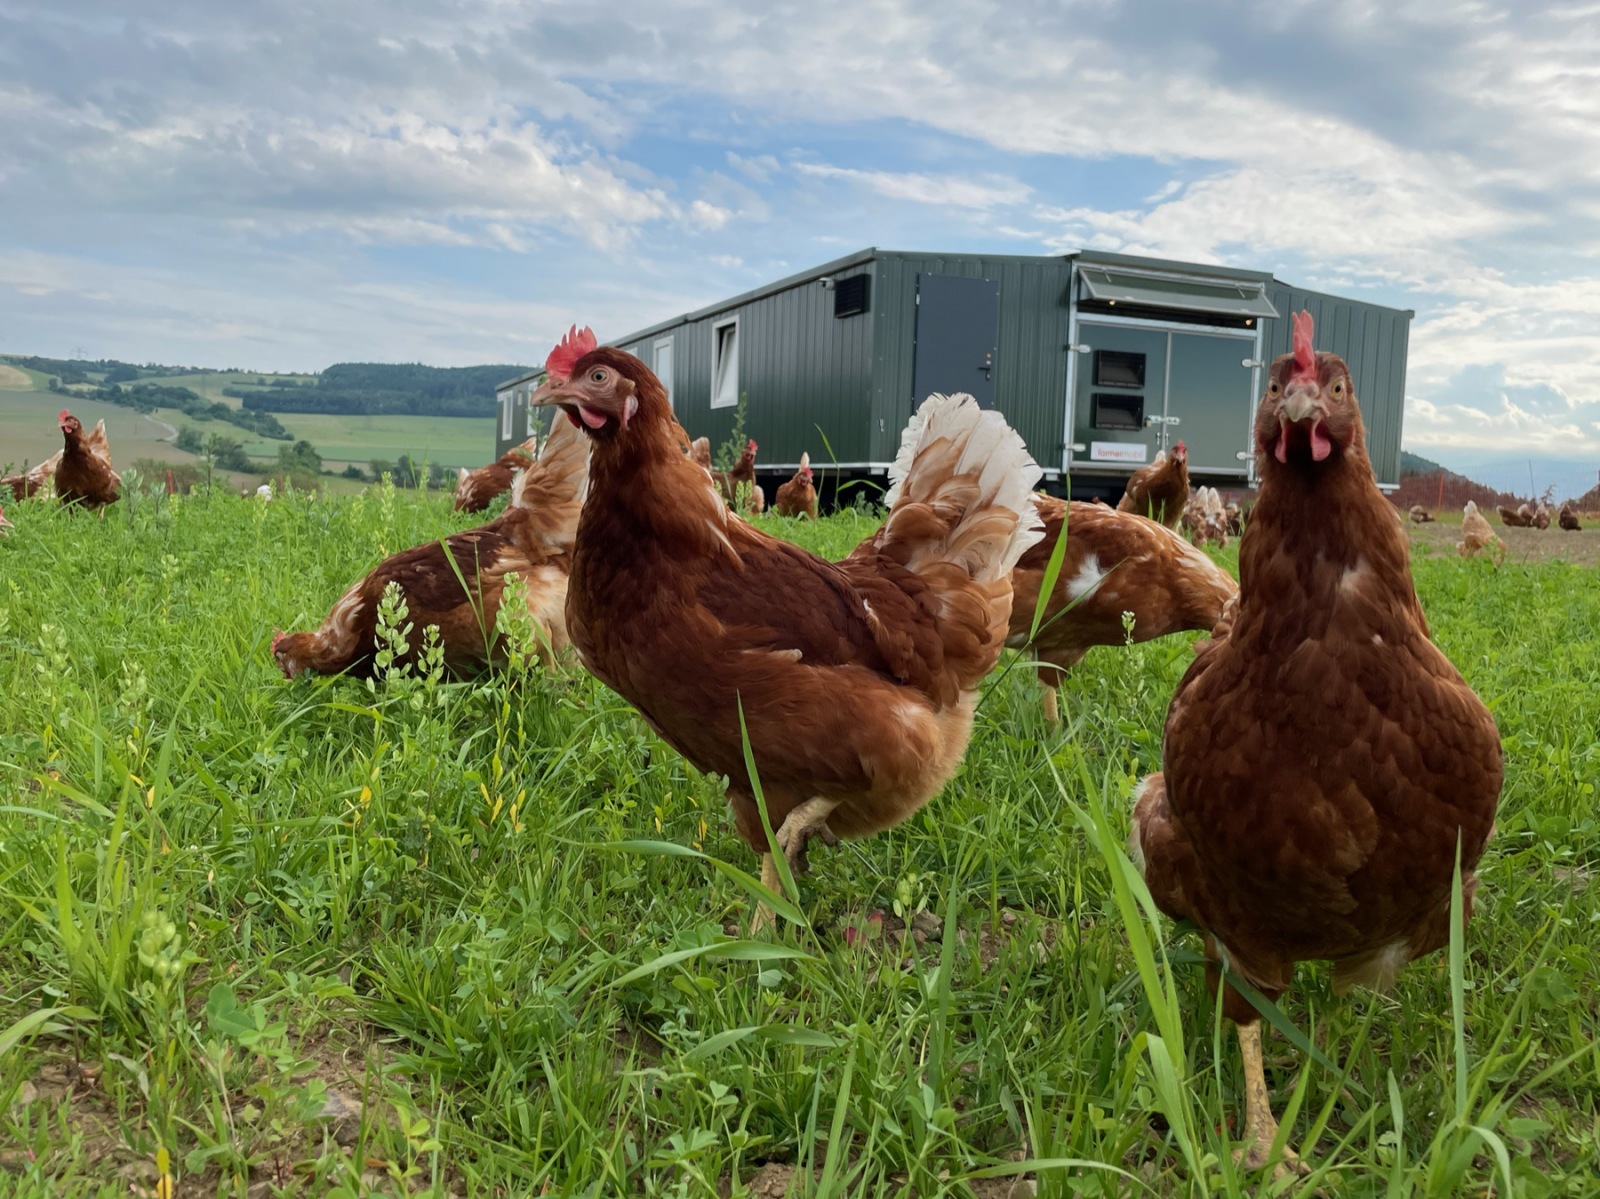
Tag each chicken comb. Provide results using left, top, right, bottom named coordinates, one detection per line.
left=58, top=409, right=71, bottom=422
left=1291, top=310, right=1317, bottom=383
left=545, top=325, right=598, bottom=381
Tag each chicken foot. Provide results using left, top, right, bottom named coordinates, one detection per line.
left=751, top=798, right=840, bottom=933
left=1234, top=1020, right=1308, bottom=1177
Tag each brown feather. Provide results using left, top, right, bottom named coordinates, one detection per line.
left=454, top=438, right=537, bottom=512
left=274, top=418, right=588, bottom=679
left=1008, top=497, right=1237, bottom=685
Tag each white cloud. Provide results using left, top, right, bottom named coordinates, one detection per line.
left=793, top=162, right=1030, bottom=211
left=0, top=0, right=1595, bottom=459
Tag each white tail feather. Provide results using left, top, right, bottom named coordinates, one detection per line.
left=883, top=392, right=1044, bottom=583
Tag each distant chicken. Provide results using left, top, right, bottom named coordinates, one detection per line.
left=715, top=438, right=765, bottom=514
left=1458, top=501, right=1504, bottom=559
left=1225, top=500, right=1243, bottom=537
left=54, top=411, right=120, bottom=508
left=1131, top=312, right=1502, bottom=1172
left=1184, top=486, right=1230, bottom=548
left=1495, top=504, right=1527, bottom=528
left=1559, top=502, right=1581, bottom=531
left=1117, top=441, right=1188, bottom=528
left=1007, top=497, right=1237, bottom=722
left=774, top=452, right=818, bottom=520
left=1532, top=503, right=1552, bottom=530
left=455, top=437, right=538, bottom=513
left=1408, top=504, right=1435, bottom=524
left=272, top=416, right=589, bottom=679
left=689, top=437, right=712, bottom=471
left=529, top=327, right=1041, bottom=925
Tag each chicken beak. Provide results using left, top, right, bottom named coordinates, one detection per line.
left=1281, top=383, right=1322, bottom=424
left=528, top=377, right=566, bottom=409
left=1277, top=383, right=1334, bottom=463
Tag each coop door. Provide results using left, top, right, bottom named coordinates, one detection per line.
left=913, top=274, right=1000, bottom=409
left=1069, top=322, right=1166, bottom=471
left=1166, top=330, right=1256, bottom=477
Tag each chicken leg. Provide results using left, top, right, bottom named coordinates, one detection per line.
left=1234, top=1020, right=1307, bottom=1176
left=751, top=797, right=840, bottom=933
left=1039, top=681, right=1060, bottom=725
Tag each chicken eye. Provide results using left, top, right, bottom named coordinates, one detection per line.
left=1331, top=379, right=1346, bottom=398
left=590, top=369, right=607, bottom=383
left=1268, top=380, right=1281, bottom=396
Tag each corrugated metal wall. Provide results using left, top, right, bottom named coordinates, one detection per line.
left=1260, top=284, right=1411, bottom=487
left=871, top=254, right=1075, bottom=466
left=634, top=265, right=877, bottom=467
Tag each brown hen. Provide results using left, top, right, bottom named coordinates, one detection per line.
left=54, top=412, right=120, bottom=508
left=1457, top=501, right=1503, bottom=559
left=530, top=329, right=1041, bottom=924
left=455, top=437, right=538, bottom=512
left=1130, top=311, right=1502, bottom=1172
left=272, top=415, right=588, bottom=679
left=715, top=438, right=765, bottom=514
left=774, top=452, right=818, bottom=520
left=1116, top=440, right=1188, bottom=527
left=1008, top=497, right=1236, bottom=722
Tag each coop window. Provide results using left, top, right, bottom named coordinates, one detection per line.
left=1092, top=393, right=1144, bottom=431
left=834, top=274, right=870, bottom=318
left=1094, top=349, right=1145, bottom=389
left=500, top=391, right=514, bottom=440
left=711, top=317, right=740, bottom=409
left=654, top=337, right=675, bottom=410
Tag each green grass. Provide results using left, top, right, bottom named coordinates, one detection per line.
left=0, top=492, right=1594, bottom=1197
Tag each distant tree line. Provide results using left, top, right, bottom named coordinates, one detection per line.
left=226, top=361, right=527, bottom=418
left=4, top=354, right=220, bottom=384
left=87, top=383, right=292, bottom=441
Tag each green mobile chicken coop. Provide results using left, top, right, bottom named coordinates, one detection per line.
left=495, top=248, right=1412, bottom=501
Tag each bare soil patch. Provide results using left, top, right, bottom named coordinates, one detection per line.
left=1408, top=521, right=1600, bottom=565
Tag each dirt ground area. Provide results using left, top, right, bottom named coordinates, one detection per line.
left=1407, top=518, right=1600, bottom=565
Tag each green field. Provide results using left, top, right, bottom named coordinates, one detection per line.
left=1, top=367, right=499, bottom=481
left=0, top=494, right=1594, bottom=1197
left=233, top=412, right=497, bottom=471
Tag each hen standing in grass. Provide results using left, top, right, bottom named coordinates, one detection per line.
left=1559, top=502, right=1581, bottom=531
left=1007, top=497, right=1236, bottom=723
left=715, top=438, right=765, bottom=514
left=455, top=437, right=539, bottom=513
left=1130, top=312, right=1503, bottom=1172
left=272, top=416, right=589, bottom=679
left=774, top=452, right=818, bottom=520
left=54, top=412, right=120, bottom=509
left=1458, top=501, right=1503, bottom=559
left=1116, top=441, right=1188, bottom=528
left=530, top=328, right=1041, bottom=923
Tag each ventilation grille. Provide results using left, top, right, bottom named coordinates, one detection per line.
left=834, top=274, right=870, bottom=318
left=1092, top=393, right=1144, bottom=431
left=1094, top=349, right=1145, bottom=389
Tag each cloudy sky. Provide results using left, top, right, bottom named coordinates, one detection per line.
left=1, top=0, right=1597, bottom=465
